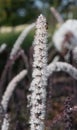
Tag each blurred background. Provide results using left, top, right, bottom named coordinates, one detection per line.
left=0, top=0, right=77, bottom=47
left=0, top=1, right=77, bottom=130
left=0, top=0, right=77, bottom=26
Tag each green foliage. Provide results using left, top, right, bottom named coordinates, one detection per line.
left=49, top=0, right=61, bottom=7
left=0, top=0, right=41, bottom=26
left=0, top=9, right=7, bottom=25
left=0, top=0, right=62, bottom=26
left=0, top=30, right=34, bottom=49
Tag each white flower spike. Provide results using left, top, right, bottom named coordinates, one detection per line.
left=28, top=14, right=48, bottom=130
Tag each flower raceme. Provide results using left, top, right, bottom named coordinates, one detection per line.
left=27, top=14, right=48, bottom=130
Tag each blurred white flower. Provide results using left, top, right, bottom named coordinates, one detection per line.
left=53, top=19, right=77, bottom=60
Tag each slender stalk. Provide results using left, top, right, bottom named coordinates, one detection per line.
left=64, top=97, right=73, bottom=130
left=10, top=23, right=35, bottom=59
left=27, top=14, right=48, bottom=130
left=0, top=43, right=7, bottom=53
left=1, top=114, right=10, bottom=130
left=47, top=62, right=77, bottom=79
left=50, top=7, right=64, bottom=24
left=0, top=49, right=25, bottom=100
left=1, top=70, right=27, bottom=111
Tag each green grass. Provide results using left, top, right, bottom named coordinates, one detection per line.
left=0, top=29, right=35, bottom=50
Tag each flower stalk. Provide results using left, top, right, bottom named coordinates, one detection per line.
left=1, top=114, right=10, bottom=130
left=1, top=70, right=27, bottom=112
left=28, top=14, right=48, bottom=130
left=47, top=62, right=77, bottom=79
